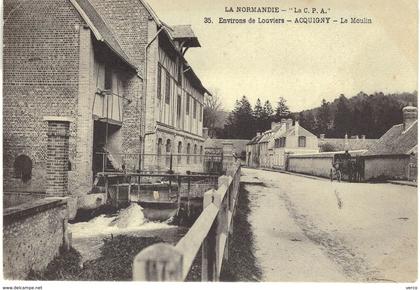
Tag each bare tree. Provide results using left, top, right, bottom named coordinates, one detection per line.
left=203, top=90, right=223, bottom=138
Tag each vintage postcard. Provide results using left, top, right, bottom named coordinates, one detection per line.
left=2, top=0, right=418, bottom=288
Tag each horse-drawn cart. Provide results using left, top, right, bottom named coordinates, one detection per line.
left=330, top=153, right=363, bottom=182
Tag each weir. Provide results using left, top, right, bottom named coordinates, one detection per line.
left=132, top=161, right=242, bottom=281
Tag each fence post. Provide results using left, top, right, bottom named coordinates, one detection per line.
left=187, top=172, right=191, bottom=216
left=133, top=243, right=183, bottom=281
left=213, top=188, right=228, bottom=275
left=202, top=190, right=218, bottom=281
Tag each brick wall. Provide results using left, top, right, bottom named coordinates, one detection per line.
left=3, top=0, right=143, bottom=194
left=3, top=0, right=83, bottom=192
left=3, top=198, right=69, bottom=280
left=46, top=120, right=70, bottom=196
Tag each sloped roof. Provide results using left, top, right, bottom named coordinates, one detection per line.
left=247, top=135, right=263, bottom=145
left=169, top=25, right=201, bottom=47
left=291, top=126, right=316, bottom=137
left=71, top=0, right=137, bottom=71
left=258, top=131, right=273, bottom=143
left=273, top=124, right=316, bottom=139
left=319, top=138, right=377, bottom=151
left=204, top=138, right=249, bottom=154
left=364, top=121, right=417, bottom=156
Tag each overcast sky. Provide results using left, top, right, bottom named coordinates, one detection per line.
left=147, top=0, right=417, bottom=112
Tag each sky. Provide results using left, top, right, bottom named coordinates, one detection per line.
left=147, top=0, right=417, bottom=112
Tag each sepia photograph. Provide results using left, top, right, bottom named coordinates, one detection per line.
left=2, top=0, right=418, bottom=287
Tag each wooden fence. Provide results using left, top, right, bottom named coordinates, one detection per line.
left=132, top=163, right=241, bottom=281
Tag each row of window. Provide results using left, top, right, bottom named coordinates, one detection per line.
left=157, top=64, right=203, bottom=121
left=157, top=138, right=204, bottom=165
left=274, top=136, right=307, bottom=148
left=157, top=138, right=203, bottom=155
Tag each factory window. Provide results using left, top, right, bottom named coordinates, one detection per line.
left=177, top=62, right=182, bottom=83
left=199, top=104, right=202, bottom=121
left=14, top=155, right=32, bottom=183
left=178, top=141, right=182, bottom=163
left=157, top=138, right=163, bottom=155
left=104, top=65, right=112, bottom=90
left=166, top=139, right=172, bottom=153
left=193, top=100, right=197, bottom=119
left=200, top=146, right=203, bottom=162
left=157, top=64, right=162, bottom=100
left=194, top=144, right=197, bottom=163
left=186, top=94, right=190, bottom=115
left=298, top=136, right=306, bottom=147
left=187, top=143, right=191, bottom=164
left=177, top=94, right=182, bottom=126
left=165, top=71, right=170, bottom=104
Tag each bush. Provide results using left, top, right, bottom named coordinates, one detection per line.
left=319, top=143, right=336, bottom=152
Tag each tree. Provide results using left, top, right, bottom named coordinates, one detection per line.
left=224, top=96, right=255, bottom=139
left=253, top=98, right=264, bottom=133
left=261, top=100, right=274, bottom=131
left=263, top=100, right=274, bottom=117
left=203, top=91, right=223, bottom=138
left=274, top=97, right=290, bottom=121
left=333, top=94, right=352, bottom=137
left=299, top=111, right=317, bottom=134
left=317, top=99, right=330, bottom=135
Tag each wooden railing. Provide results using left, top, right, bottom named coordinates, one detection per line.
left=132, top=163, right=241, bottom=281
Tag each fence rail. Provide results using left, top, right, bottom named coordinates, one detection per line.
left=132, top=162, right=241, bottom=281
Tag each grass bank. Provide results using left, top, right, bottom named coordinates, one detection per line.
left=28, top=235, right=163, bottom=281
left=220, top=183, right=262, bottom=281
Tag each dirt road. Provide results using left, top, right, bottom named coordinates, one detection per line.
left=241, top=168, right=417, bottom=282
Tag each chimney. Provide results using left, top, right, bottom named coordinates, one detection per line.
left=286, top=118, right=293, bottom=130
left=403, top=105, right=417, bottom=131
left=320, top=134, right=325, bottom=140
left=203, top=127, right=209, bottom=139
left=361, top=135, right=366, bottom=140
left=295, top=120, right=299, bottom=136
left=280, top=118, right=287, bottom=128
left=257, top=132, right=261, bottom=137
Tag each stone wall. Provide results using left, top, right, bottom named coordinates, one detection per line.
left=364, top=155, right=411, bottom=180
left=287, top=150, right=367, bottom=178
left=3, top=198, right=69, bottom=280
left=288, top=154, right=334, bottom=178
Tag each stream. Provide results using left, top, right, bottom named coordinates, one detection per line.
left=69, top=203, right=188, bottom=262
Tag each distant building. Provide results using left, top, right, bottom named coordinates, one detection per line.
left=203, top=137, right=249, bottom=159
left=271, top=119, right=319, bottom=169
left=246, top=133, right=264, bottom=167
left=246, top=119, right=319, bottom=169
left=362, top=105, right=417, bottom=180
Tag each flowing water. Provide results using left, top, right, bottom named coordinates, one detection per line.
left=69, top=203, right=186, bottom=262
